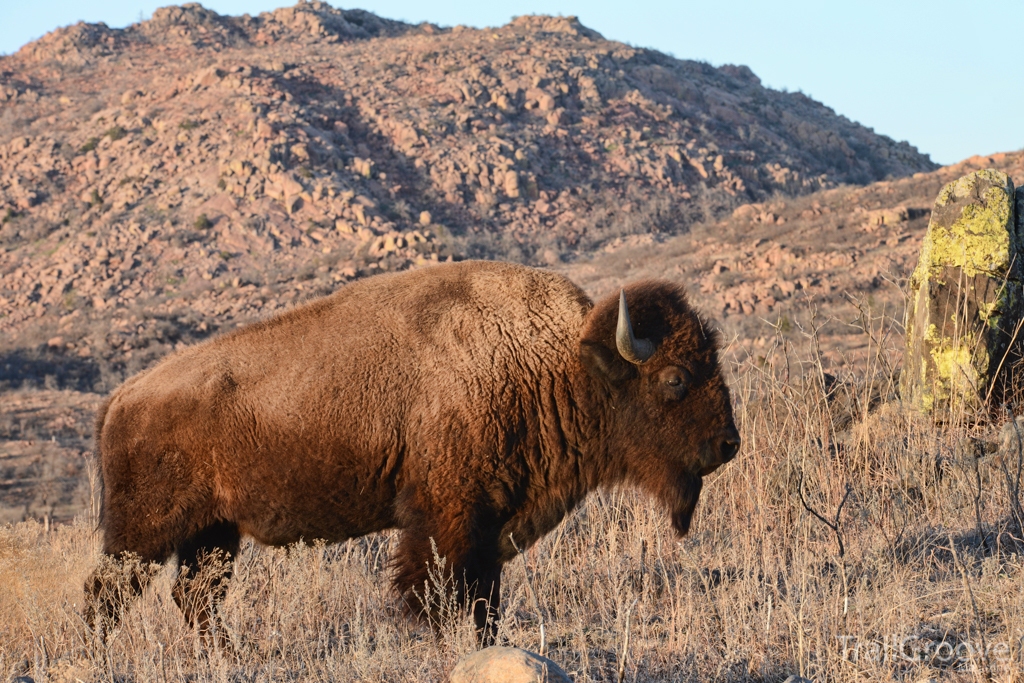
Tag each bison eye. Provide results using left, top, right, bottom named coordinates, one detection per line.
left=657, top=367, right=690, bottom=400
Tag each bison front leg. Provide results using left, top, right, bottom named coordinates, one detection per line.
left=392, top=504, right=503, bottom=645
left=470, top=566, right=502, bottom=645
left=171, top=521, right=241, bottom=650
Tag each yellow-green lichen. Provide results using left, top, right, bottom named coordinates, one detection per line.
left=919, top=321, right=987, bottom=411
left=920, top=322, right=981, bottom=410
left=979, top=299, right=999, bottom=325
left=910, top=171, right=1015, bottom=288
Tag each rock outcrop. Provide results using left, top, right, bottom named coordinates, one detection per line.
left=901, top=169, right=1023, bottom=414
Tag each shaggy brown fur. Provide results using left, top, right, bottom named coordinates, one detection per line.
left=85, top=260, right=739, bottom=642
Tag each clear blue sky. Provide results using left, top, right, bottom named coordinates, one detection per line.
left=2, top=1, right=1021, bottom=166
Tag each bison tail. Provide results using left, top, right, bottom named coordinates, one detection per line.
left=92, top=395, right=114, bottom=531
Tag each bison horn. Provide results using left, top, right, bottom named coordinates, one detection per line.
left=616, top=290, right=656, bottom=364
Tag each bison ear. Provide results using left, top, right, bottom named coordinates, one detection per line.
left=580, top=341, right=636, bottom=384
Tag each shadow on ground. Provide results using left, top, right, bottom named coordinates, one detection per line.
left=0, top=346, right=102, bottom=392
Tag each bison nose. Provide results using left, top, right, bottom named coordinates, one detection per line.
left=718, top=427, right=741, bottom=463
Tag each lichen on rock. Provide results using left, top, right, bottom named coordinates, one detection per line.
left=902, top=169, right=1022, bottom=414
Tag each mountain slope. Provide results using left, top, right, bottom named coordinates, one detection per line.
left=0, top=2, right=936, bottom=390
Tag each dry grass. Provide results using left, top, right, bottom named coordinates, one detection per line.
left=4, top=322, right=1024, bottom=682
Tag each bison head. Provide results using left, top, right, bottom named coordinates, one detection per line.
left=579, top=281, right=739, bottom=536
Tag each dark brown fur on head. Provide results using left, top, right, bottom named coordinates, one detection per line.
left=579, top=281, right=736, bottom=535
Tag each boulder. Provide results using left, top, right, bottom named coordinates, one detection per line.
left=902, top=169, right=1023, bottom=414
left=449, top=647, right=571, bottom=683
left=503, top=171, right=521, bottom=198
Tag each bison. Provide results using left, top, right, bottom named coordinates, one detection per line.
left=85, top=260, right=739, bottom=643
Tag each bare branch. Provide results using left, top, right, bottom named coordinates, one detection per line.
left=798, top=473, right=852, bottom=559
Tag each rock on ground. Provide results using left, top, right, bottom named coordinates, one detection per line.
left=449, top=646, right=572, bottom=683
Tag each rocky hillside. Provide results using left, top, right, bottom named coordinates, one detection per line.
left=561, top=151, right=1024, bottom=368
left=0, top=3, right=937, bottom=390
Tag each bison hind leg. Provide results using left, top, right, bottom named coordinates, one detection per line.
left=84, top=551, right=162, bottom=641
left=172, top=520, right=241, bottom=649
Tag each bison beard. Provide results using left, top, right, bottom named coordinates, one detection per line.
left=669, top=476, right=704, bottom=536
left=83, top=261, right=739, bottom=646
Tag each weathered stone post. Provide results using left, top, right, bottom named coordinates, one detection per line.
left=902, top=169, right=1023, bottom=414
